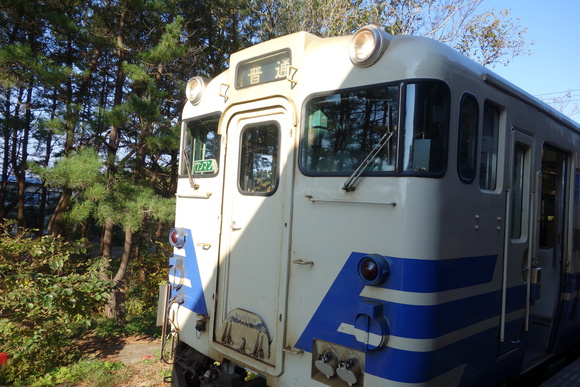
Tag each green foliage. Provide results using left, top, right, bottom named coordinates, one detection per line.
left=30, top=148, right=104, bottom=191
left=127, top=92, right=163, bottom=122
left=142, top=16, right=187, bottom=63
left=0, top=221, right=114, bottom=385
left=94, top=180, right=174, bottom=232
left=28, top=359, right=126, bottom=387
left=91, top=236, right=170, bottom=338
left=126, top=243, right=171, bottom=335
left=455, top=8, right=531, bottom=66
left=106, top=104, right=131, bottom=129
left=251, top=0, right=531, bottom=68
left=0, top=42, right=62, bottom=88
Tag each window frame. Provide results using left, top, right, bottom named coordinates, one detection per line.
left=180, top=112, right=222, bottom=179
left=399, top=81, right=450, bottom=177
left=298, top=80, right=450, bottom=178
left=479, top=101, right=501, bottom=191
left=237, top=121, right=281, bottom=196
left=298, top=82, right=401, bottom=177
left=457, top=93, right=479, bottom=183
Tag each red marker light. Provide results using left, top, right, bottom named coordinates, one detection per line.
left=170, top=230, right=180, bottom=245
left=0, top=352, right=8, bottom=366
left=360, top=259, right=379, bottom=283
left=168, top=228, right=186, bottom=248
left=357, top=255, right=390, bottom=285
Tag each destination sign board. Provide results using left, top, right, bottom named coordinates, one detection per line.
left=236, top=49, right=291, bottom=89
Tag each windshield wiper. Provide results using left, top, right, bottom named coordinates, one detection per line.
left=183, top=145, right=200, bottom=189
left=342, top=104, right=393, bottom=192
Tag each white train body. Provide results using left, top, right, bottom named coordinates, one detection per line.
left=163, top=27, right=580, bottom=386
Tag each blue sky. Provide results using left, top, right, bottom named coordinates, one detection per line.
left=482, top=0, right=580, bottom=123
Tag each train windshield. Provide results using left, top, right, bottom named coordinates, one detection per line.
left=181, top=114, right=221, bottom=177
left=301, top=82, right=449, bottom=177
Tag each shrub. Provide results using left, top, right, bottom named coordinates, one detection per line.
left=0, top=221, right=114, bottom=384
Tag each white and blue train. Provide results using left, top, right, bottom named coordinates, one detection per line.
left=159, top=26, right=580, bottom=386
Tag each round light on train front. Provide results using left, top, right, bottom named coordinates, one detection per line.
left=349, top=26, right=390, bottom=68
left=357, top=254, right=390, bottom=285
left=185, top=76, right=206, bottom=105
left=169, top=227, right=186, bottom=249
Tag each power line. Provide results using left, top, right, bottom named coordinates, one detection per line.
left=540, top=95, right=580, bottom=101
left=535, top=89, right=580, bottom=97
left=541, top=97, right=580, bottom=103
left=538, top=94, right=580, bottom=101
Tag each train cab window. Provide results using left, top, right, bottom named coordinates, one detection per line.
left=301, top=85, right=399, bottom=174
left=480, top=102, right=500, bottom=190
left=457, top=94, right=479, bottom=183
left=182, top=114, right=221, bottom=177
left=239, top=123, right=279, bottom=195
left=402, top=82, right=450, bottom=174
left=301, top=82, right=450, bottom=178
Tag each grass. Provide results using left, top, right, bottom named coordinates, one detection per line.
left=9, top=309, right=163, bottom=387
left=91, top=308, right=162, bottom=338
left=27, top=360, right=128, bottom=387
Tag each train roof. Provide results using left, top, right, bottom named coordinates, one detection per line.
left=219, top=27, right=580, bottom=132
left=369, top=32, right=580, bottom=132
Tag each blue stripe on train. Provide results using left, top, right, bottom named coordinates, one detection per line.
left=551, top=273, right=580, bottom=354
left=170, top=229, right=208, bottom=316
left=386, top=253, right=497, bottom=293
left=296, top=252, right=499, bottom=350
left=295, top=251, right=507, bottom=383
left=364, top=325, right=507, bottom=384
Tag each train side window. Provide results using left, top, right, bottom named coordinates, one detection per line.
left=402, top=82, right=450, bottom=174
left=539, top=146, right=567, bottom=249
left=511, top=143, right=526, bottom=239
left=480, top=102, right=500, bottom=190
left=457, top=94, right=479, bottom=183
left=239, top=123, right=279, bottom=195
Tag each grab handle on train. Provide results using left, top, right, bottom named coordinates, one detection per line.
left=293, top=259, right=314, bottom=266
left=283, top=347, right=304, bottom=355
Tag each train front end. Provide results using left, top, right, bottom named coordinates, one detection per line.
left=160, top=25, right=522, bottom=386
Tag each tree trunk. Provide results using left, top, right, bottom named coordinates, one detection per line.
left=114, top=226, right=132, bottom=283
left=81, top=221, right=90, bottom=240
left=101, top=7, right=128, bottom=323
left=100, top=220, right=114, bottom=257
left=104, top=281, right=126, bottom=323
left=48, top=188, right=72, bottom=237
left=103, top=225, right=132, bottom=323
left=15, top=85, right=33, bottom=232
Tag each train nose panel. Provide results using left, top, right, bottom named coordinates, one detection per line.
left=218, top=308, right=271, bottom=363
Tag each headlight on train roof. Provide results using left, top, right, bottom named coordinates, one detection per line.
left=169, top=227, right=186, bottom=249
left=349, top=25, right=391, bottom=68
left=186, top=76, right=208, bottom=105
left=357, top=254, right=390, bottom=285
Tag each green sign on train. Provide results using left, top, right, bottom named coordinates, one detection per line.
left=194, top=159, right=217, bottom=173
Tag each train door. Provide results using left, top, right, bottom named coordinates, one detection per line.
left=498, top=130, right=534, bottom=359
left=523, top=145, right=568, bottom=365
left=213, top=100, right=294, bottom=377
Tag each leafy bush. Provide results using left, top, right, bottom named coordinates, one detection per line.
left=125, top=240, right=170, bottom=334
left=89, top=240, right=170, bottom=339
left=0, top=221, right=114, bottom=385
